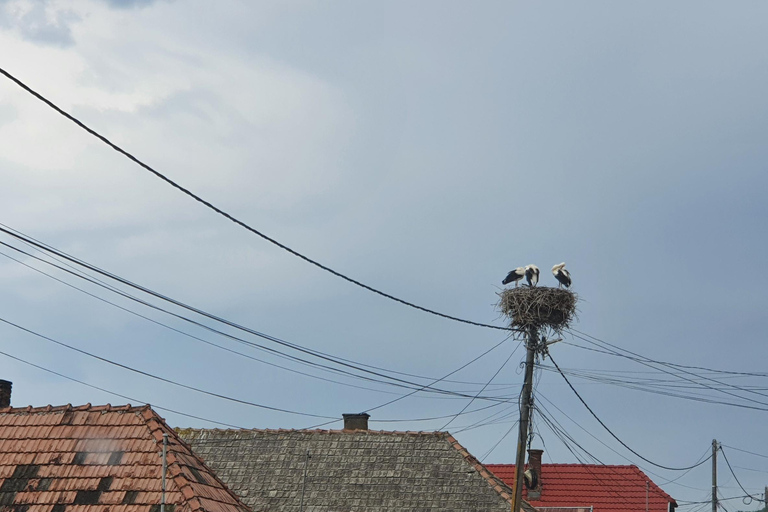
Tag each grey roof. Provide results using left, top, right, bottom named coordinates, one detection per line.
left=178, top=428, right=537, bottom=512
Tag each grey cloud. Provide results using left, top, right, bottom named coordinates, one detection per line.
left=0, top=1, right=79, bottom=47
left=101, top=0, right=162, bottom=9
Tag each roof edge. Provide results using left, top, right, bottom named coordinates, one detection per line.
left=140, top=408, right=251, bottom=512
left=176, top=426, right=449, bottom=436
left=445, top=433, right=537, bottom=512
left=0, top=403, right=149, bottom=414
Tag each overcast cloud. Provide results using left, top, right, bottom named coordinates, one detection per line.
left=1, top=1, right=767, bottom=506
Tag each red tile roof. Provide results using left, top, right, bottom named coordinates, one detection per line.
left=0, top=404, right=251, bottom=512
left=486, top=464, right=677, bottom=512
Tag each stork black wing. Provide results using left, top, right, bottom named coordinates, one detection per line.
left=555, top=269, right=572, bottom=288
left=502, top=269, right=524, bottom=285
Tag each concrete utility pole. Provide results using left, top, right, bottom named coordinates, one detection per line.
left=712, top=439, right=718, bottom=512
left=511, top=327, right=539, bottom=512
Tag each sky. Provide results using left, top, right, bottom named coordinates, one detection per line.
left=1, top=0, right=767, bottom=508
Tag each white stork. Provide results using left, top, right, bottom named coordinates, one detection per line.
left=502, top=267, right=526, bottom=287
left=552, top=262, right=572, bottom=288
left=525, top=264, right=540, bottom=287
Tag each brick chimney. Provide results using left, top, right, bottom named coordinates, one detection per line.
left=0, top=380, right=11, bottom=408
left=342, top=413, right=370, bottom=431
left=527, top=448, right=544, bottom=499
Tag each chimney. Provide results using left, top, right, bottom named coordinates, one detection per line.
left=0, top=380, right=11, bottom=408
left=342, top=413, right=370, bottom=431
left=526, top=448, right=544, bottom=499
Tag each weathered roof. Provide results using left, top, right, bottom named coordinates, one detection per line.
left=486, top=464, right=677, bottom=512
left=179, top=427, right=538, bottom=512
left=0, top=404, right=251, bottom=512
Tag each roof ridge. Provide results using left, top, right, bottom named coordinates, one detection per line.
left=444, top=433, right=526, bottom=510
left=629, top=465, right=677, bottom=505
left=0, top=402, right=146, bottom=414
left=140, top=408, right=250, bottom=512
left=176, top=426, right=447, bottom=436
left=486, top=463, right=648, bottom=469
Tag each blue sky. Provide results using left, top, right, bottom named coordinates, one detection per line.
left=1, top=1, right=767, bottom=508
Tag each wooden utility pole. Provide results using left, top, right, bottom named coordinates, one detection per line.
left=712, top=439, right=718, bottom=512
left=511, top=327, right=538, bottom=512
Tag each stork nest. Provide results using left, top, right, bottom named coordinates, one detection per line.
left=497, top=286, right=578, bottom=332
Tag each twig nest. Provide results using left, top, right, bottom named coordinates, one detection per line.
left=498, top=286, right=577, bottom=332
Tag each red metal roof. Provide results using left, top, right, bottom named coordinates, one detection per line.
left=0, top=404, right=250, bottom=512
left=486, top=464, right=677, bottom=512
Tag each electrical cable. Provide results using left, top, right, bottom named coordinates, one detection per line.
left=0, top=67, right=511, bottom=333
left=720, top=445, right=768, bottom=460
left=2, top=221, right=515, bottom=389
left=2, top=221, right=521, bottom=389
left=0, top=242, right=517, bottom=401
left=361, top=334, right=517, bottom=413
left=536, top=391, right=711, bottom=493
left=537, top=359, right=768, bottom=413
left=0, top=227, right=511, bottom=401
left=439, top=342, right=521, bottom=430
left=0, top=246, right=430, bottom=398
left=565, top=334, right=768, bottom=412
left=0, top=315, right=337, bottom=419
left=548, top=352, right=714, bottom=471
left=720, top=446, right=765, bottom=503
left=569, top=329, right=768, bottom=404
left=0, top=349, right=244, bottom=428
left=479, top=420, right=519, bottom=462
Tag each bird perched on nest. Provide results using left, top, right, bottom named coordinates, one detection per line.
left=552, top=262, right=572, bottom=288
left=502, top=267, right=526, bottom=287
left=524, top=264, right=540, bottom=287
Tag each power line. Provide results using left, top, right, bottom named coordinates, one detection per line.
left=0, top=67, right=511, bottom=333
left=548, top=352, right=713, bottom=471
left=0, top=241, right=518, bottom=401
left=537, top=359, right=768, bottom=413
left=0, top=226, right=512, bottom=402
left=565, top=333, right=768, bottom=412
left=0, top=245, right=428, bottom=398
left=0, top=315, right=337, bottom=419
left=479, top=420, right=519, bottom=462
left=720, top=444, right=768, bottom=461
left=536, top=391, right=712, bottom=492
left=569, top=330, right=768, bottom=404
left=362, top=334, right=517, bottom=413
left=719, top=446, right=765, bottom=503
left=440, top=343, right=521, bottom=430
left=0, top=349, right=244, bottom=428
left=2, top=221, right=492, bottom=387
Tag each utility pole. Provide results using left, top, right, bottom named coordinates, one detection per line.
left=712, top=439, right=718, bottom=512
left=161, top=433, right=168, bottom=512
left=511, top=327, right=538, bottom=512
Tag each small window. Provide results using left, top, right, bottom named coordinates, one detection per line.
left=72, top=452, right=88, bottom=465
left=97, top=477, right=113, bottom=491
left=107, top=452, right=124, bottom=466
left=51, top=504, right=66, bottom=512
left=122, top=490, right=139, bottom=505
left=149, top=505, right=175, bottom=512
left=74, top=490, right=101, bottom=505
left=187, top=466, right=207, bottom=485
left=37, top=478, right=52, bottom=491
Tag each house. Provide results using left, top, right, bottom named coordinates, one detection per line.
left=0, top=380, right=251, bottom=512
left=178, top=413, right=539, bottom=512
left=487, top=449, right=677, bottom=512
